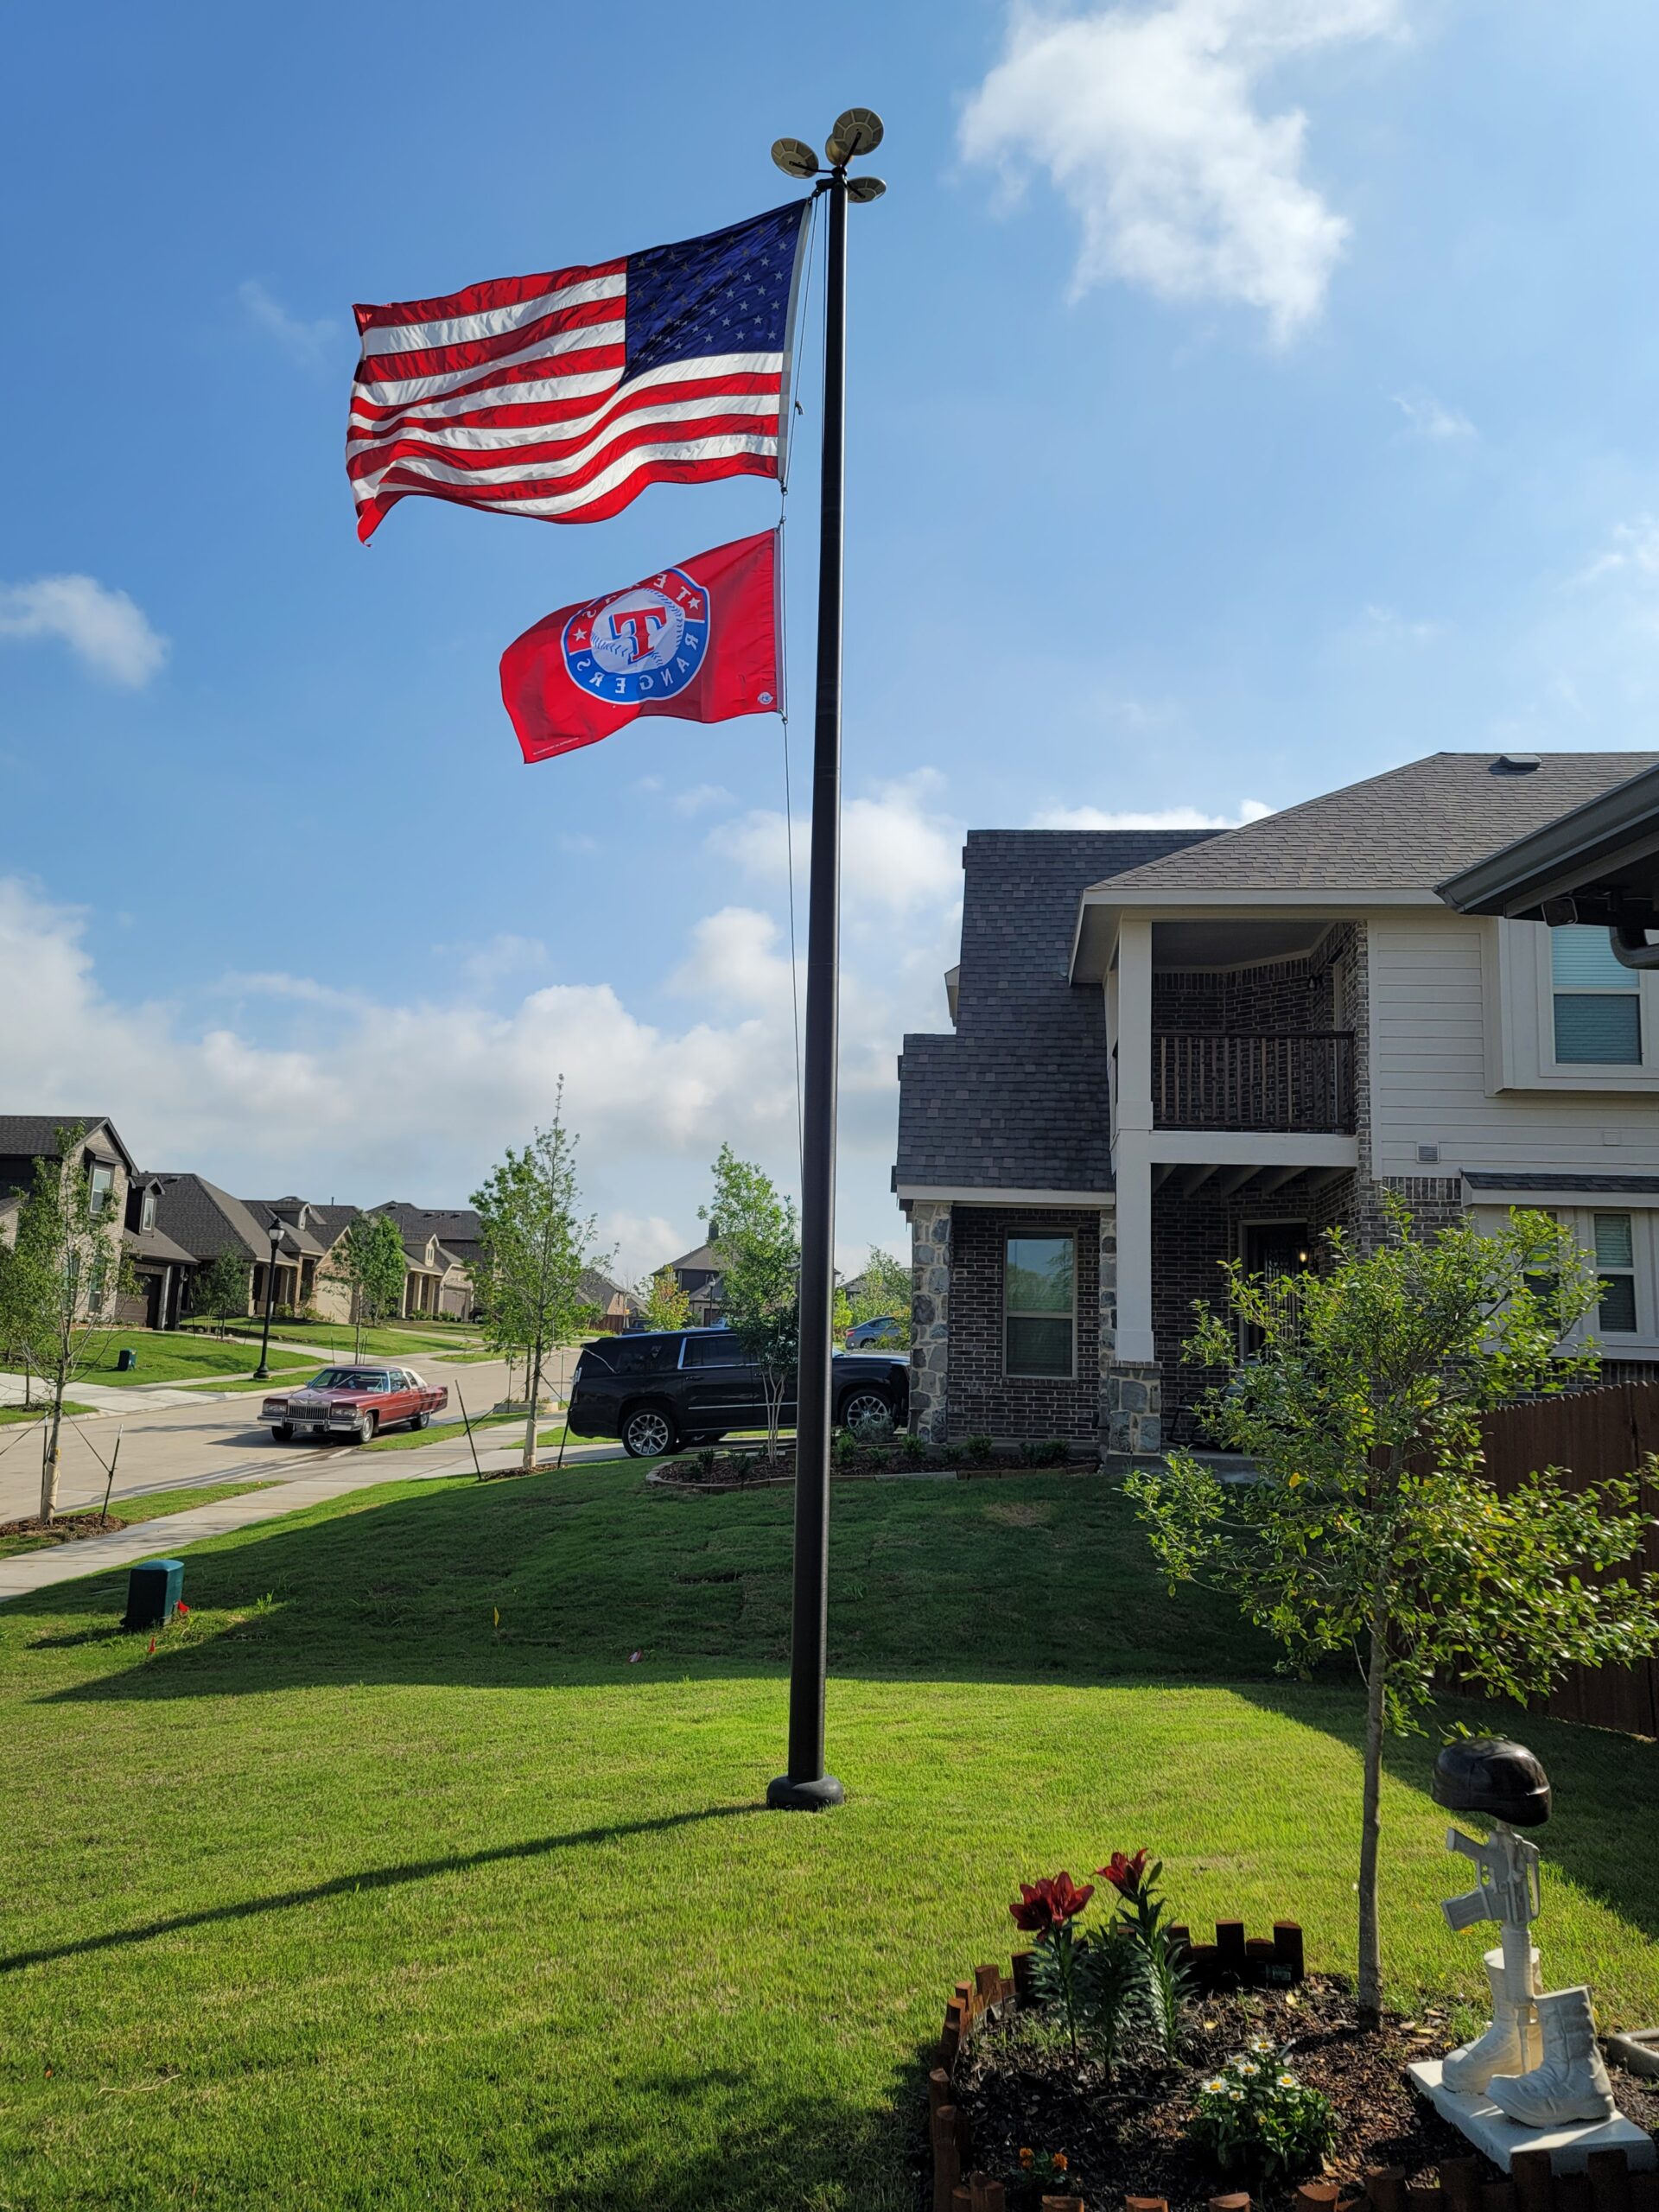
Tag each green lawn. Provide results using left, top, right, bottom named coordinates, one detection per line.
left=2, top=1470, right=1655, bottom=2211
left=0, top=1401, right=95, bottom=1427
left=76, top=1335, right=314, bottom=1388
left=0, top=1480, right=279, bottom=1560
left=184, top=1319, right=496, bottom=1363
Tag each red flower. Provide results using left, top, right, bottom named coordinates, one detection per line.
left=175, top=1601, right=190, bottom=1618
left=1009, top=1872, right=1095, bottom=1934
left=1096, top=1847, right=1150, bottom=1893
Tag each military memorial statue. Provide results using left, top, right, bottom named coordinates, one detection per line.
left=1408, top=1738, right=1649, bottom=2172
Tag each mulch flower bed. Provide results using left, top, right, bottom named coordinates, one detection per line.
left=0, top=1511, right=126, bottom=1544
left=650, top=1437, right=1082, bottom=1489
left=948, top=1976, right=1659, bottom=2212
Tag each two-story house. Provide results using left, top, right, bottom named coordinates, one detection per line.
left=895, top=751, right=1659, bottom=1458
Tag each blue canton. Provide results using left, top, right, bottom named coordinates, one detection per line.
left=624, top=200, right=809, bottom=380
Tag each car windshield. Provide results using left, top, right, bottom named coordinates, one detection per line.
left=308, top=1369, right=389, bottom=1391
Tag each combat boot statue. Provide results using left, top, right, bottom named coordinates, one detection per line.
left=1443, top=1944, right=1541, bottom=2095
left=1487, top=1987, right=1617, bottom=2127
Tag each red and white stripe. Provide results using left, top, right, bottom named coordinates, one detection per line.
left=347, top=259, right=785, bottom=541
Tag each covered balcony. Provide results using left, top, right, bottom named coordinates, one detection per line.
left=1153, top=1028, right=1356, bottom=1135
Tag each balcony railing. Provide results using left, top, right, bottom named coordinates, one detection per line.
left=1153, top=1030, right=1356, bottom=1135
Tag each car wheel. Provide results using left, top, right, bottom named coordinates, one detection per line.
left=412, top=1410, right=430, bottom=1430
left=270, top=1422, right=294, bottom=1442
left=838, top=1388, right=893, bottom=1433
left=356, top=1413, right=378, bottom=1446
left=622, top=1405, right=676, bottom=1459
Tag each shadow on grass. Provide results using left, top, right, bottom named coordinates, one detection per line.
left=528, top=2046, right=932, bottom=2212
left=0, top=1802, right=762, bottom=1978
left=1231, top=1675, right=1659, bottom=1949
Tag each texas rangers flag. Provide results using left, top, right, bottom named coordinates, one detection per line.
left=348, top=202, right=810, bottom=541
left=499, top=531, right=780, bottom=765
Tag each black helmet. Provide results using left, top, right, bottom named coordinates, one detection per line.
left=1432, top=1738, right=1551, bottom=1828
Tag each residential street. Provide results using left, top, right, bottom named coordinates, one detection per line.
left=0, top=1343, right=582, bottom=1527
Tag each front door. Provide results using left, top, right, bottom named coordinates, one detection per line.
left=1241, top=1222, right=1310, bottom=1352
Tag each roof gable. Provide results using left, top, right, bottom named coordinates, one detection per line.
left=1096, top=753, right=1659, bottom=897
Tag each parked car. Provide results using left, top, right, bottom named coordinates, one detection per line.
left=845, top=1314, right=902, bottom=1346
left=566, top=1326, right=909, bottom=1459
left=260, top=1365, right=448, bottom=1445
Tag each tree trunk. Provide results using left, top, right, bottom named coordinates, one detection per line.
left=40, top=1357, right=67, bottom=1525
left=523, top=1330, right=543, bottom=1471
left=1356, top=1591, right=1390, bottom=2027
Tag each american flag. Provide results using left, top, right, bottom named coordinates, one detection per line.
left=347, top=200, right=811, bottom=543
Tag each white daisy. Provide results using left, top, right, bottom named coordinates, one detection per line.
left=1277, top=2072, right=1298, bottom=2088
left=1204, top=2077, right=1228, bottom=2094
left=1249, top=2037, right=1275, bottom=2055
left=1235, top=2060, right=1260, bottom=2077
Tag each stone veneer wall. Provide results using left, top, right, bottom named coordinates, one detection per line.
left=946, top=1206, right=1103, bottom=1444
left=909, top=1201, right=951, bottom=1443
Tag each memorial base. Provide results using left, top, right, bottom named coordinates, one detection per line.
left=1408, top=2058, right=1656, bottom=2175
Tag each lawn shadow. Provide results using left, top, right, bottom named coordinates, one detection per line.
left=1230, top=1675, right=1659, bottom=1952
left=529, top=2039, right=933, bottom=2212
left=0, top=1802, right=763, bottom=1977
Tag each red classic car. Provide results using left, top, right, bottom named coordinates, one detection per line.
left=261, top=1365, right=448, bottom=1445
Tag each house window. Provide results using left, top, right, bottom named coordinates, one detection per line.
left=88, top=1164, right=115, bottom=1217
left=1592, top=1213, right=1638, bottom=1335
left=1005, top=1234, right=1075, bottom=1378
left=140, top=1186, right=156, bottom=1233
left=1552, top=925, right=1640, bottom=1065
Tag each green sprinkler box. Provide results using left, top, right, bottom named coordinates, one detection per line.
left=124, top=1559, right=184, bottom=1632
left=116, top=1347, right=137, bottom=1372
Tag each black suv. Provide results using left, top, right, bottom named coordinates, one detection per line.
left=566, top=1326, right=910, bottom=1458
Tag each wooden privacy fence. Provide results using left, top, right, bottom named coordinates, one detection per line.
left=1477, top=1379, right=1659, bottom=1737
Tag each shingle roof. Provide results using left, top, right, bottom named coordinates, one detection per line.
left=895, top=829, right=1217, bottom=1192
left=1464, top=1173, right=1659, bottom=1195
left=0, top=1115, right=134, bottom=1177
left=370, top=1203, right=482, bottom=1260
left=244, top=1198, right=360, bottom=1253
left=124, top=1224, right=198, bottom=1267
left=148, top=1173, right=273, bottom=1262
left=1097, top=753, right=1659, bottom=896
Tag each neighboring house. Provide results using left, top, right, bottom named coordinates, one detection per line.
left=895, top=751, right=1659, bottom=1459
left=370, top=1204, right=480, bottom=1317
left=579, top=1268, right=642, bottom=1333
left=371, top=1205, right=483, bottom=1276
left=0, top=1114, right=144, bottom=1318
left=124, top=1176, right=197, bottom=1328
left=244, top=1198, right=362, bottom=1323
left=149, top=1174, right=302, bottom=1318
left=664, top=1237, right=722, bottom=1324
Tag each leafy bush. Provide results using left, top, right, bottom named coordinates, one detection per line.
left=693, top=1446, right=720, bottom=1478
left=849, top=1404, right=894, bottom=1447
left=899, top=1428, right=930, bottom=1465
left=963, top=1433, right=994, bottom=1464
left=1189, top=2042, right=1336, bottom=2183
left=1039, top=1436, right=1070, bottom=1465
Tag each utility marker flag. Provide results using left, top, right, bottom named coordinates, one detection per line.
left=500, top=531, right=779, bottom=765
left=348, top=201, right=810, bottom=541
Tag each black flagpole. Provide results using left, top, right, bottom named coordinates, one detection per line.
left=766, top=111, right=885, bottom=1813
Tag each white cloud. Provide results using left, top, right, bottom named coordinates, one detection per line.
left=238, top=279, right=340, bottom=372
left=1360, top=601, right=1443, bottom=645
left=1576, top=516, right=1659, bottom=589
left=671, top=783, right=736, bottom=815
left=1031, top=798, right=1272, bottom=828
left=0, top=574, right=168, bottom=688
left=1391, top=388, right=1476, bottom=441
left=601, top=1211, right=686, bottom=1286
left=959, top=0, right=1402, bottom=341
left=709, top=769, right=963, bottom=917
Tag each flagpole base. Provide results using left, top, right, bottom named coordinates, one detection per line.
left=766, top=1772, right=845, bottom=1812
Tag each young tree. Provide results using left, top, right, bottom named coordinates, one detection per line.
left=849, top=1244, right=911, bottom=1346
left=472, top=1090, right=608, bottom=1470
left=193, top=1249, right=251, bottom=1338
left=703, top=1146, right=800, bottom=1463
left=9, top=1124, right=136, bottom=1523
left=636, top=1266, right=692, bottom=1332
left=0, top=1230, right=53, bottom=1407
left=1127, top=1200, right=1659, bottom=2026
left=334, top=1214, right=407, bottom=1360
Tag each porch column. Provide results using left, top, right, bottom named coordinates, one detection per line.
left=1111, top=918, right=1155, bottom=1364
left=908, top=1202, right=951, bottom=1443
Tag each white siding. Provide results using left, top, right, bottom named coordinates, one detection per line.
left=1368, top=912, right=1659, bottom=1177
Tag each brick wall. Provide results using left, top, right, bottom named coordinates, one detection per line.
left=1153, top=941, right=1338, bottom=1033
left=949, top=1206, right=1102, bottom=1443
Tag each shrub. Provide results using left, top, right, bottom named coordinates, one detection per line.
left=1189, top=2043, right=1337, bottom=2183
left=963, top=1433, right=994, bottom=1464
left=693, top=1446, right=720, bottom=1478
left=849, top=1404, right=894, bottom=1447
left=1040, top=1435, right=1070, bottom=1465
left=899, top=1428, right=930, bottom=1465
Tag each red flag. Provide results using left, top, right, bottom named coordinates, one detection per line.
left=499, top=530, right=780, bottom=765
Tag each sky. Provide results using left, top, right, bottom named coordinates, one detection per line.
left=6, top=0, right=1659, bottom=1281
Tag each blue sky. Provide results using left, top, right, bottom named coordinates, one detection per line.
left=6, top=0, right=1659, bottom=1276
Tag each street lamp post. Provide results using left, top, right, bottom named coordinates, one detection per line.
left=253, top=1220, right=283, bottom=1381
left=764, top=111, right=885, bottom=1814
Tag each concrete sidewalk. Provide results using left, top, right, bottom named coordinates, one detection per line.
left=0, top=1370, right=256, bottom=1412
left=0, top=1435, right=627, bottom=1605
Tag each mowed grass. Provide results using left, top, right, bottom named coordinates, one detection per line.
left=3, top=1471, right=1656, bottom=2212
left=0, top=1402, right=95, bottom=1427
left=77, top=1335, right=313, bottom=1387
left=0, top=1479, right=279, bottom=1559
